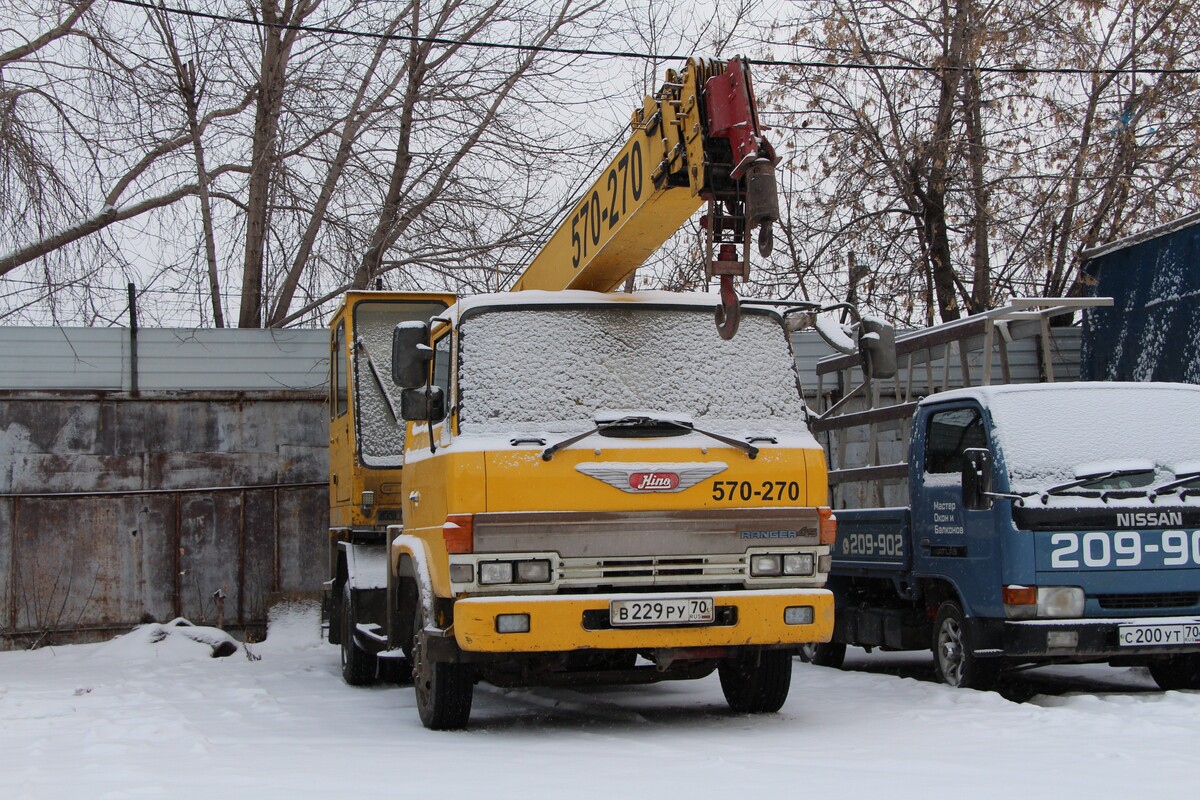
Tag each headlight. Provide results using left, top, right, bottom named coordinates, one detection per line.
left=515, top=559, right=552, bottom=583
left=750, top=554, right=783, bottom=576
left=472, top=558, right=553, bottom=586
left=783, top=553, right=815, bottom=576
left=478, top=561, right=514, bottom=585
left=751, top=552, right=815, bottom=577
left=1037, top=586, right=1085, bottom=618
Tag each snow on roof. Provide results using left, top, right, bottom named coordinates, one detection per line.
left=927, top=382, right=1200, bottom=489
left=446, top=289, right=747, bottom=323
left=1081, top=210, right=1200, bottom=262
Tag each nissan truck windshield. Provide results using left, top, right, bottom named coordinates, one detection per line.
left=456, top=304, right=810, bottom=439
left=985, top=384, right=1200, bottom=495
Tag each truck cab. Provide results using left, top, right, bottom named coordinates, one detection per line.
left=828, top=381, right=1200, bottom=689
left=335, top=290, right=837, bottom=728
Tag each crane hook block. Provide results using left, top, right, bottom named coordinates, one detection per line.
left=716, top=275, right=741, bottom=340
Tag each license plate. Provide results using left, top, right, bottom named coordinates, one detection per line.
left=610, top=597, right=714, bottom=627
left=1118, top=623, right=1200, bottom=647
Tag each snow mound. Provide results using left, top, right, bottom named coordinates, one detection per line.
left=95, top=618, right=241, bottom=663
left=255, top=599, right=325, bottom=655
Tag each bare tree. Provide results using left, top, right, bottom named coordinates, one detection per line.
left=149, top=7, right=230, bottom=327
left=0, top=0, right=250, bottom=326
left=757, top=0, right=1200, bottom=325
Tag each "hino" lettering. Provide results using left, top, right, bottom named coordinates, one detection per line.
left=630, top=472, right=680, bottom=491
left=1116, top=511, right=1184, bottom=528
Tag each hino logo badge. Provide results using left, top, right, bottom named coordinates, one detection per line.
left=576, top=462, right=727, bottom=493
left=630, top=472, right=680, bottom=491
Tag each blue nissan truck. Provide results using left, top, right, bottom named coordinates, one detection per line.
left=808, top=378, right=1200, bottom=690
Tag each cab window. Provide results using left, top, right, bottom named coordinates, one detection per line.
left=925, top=407, right=986, bottom=474
left=332, top=321, right=348, bottom=418
left=432, top=329, right=452, bottom=420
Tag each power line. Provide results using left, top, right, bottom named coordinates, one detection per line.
left=110, top=0, right=686, bottom=61
left=109, top=0, right=1200, bottom=77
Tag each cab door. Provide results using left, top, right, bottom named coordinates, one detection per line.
left=328, top=292, right=457, bottom=530
left=910, top=402, right=1003, bottom=616
left=330, top=315, right=354, bottom=525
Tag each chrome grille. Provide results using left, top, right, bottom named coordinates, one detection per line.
left=558, top=554, right=746, bottom=587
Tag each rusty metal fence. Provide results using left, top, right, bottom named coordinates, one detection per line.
left=1, top=391, right=329, bottom=649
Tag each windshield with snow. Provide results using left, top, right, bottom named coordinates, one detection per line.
left=456, top=305, right=808, bottom=437
left=986, top=384, right=1200, bottom=493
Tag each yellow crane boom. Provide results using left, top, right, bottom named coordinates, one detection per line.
left=511, top=57, right=779, bottom=338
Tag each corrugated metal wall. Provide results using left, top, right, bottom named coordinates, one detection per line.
left=1082, top=214, right=1200, bottom=384
left=0, top=392, right=328, bottom=648
left=0, top=327, right=327, bottom=392
left=0, top=328, right=331, bottom=648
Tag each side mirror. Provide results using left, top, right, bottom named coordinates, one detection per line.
left=392, top=322, right=432, bottom=388
left=962, top=447, right=993, bottom=511
left=401, top=386, right=446, bottom=422
left=858, top=317, right=897, bottom=380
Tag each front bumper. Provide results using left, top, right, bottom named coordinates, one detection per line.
left=970, top=615, right=1200, bottom=660
left=452, top=588, right=834, bottom=653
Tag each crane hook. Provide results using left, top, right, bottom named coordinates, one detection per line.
left=715, top=275, right=741, bottom=340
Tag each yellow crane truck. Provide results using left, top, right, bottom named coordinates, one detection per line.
left=325, top=58, right=838, bottom=729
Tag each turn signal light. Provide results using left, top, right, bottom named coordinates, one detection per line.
left=818, top=507, right=837, bottom=545
left=443, top=514, right=474, bottom=554
left=1003, top=585, right=1037, bottom=605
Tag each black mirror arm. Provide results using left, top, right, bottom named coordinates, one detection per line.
left=982, top=490, right=1026, bottom=507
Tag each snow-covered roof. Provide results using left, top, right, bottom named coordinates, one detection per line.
left=445, top=289, right=770, bottom=325
left=920, top=380, right=1200, bottom=408
left=924, top=382, right=1200, bottom=491
left=1081, top=210, right=1200, bottom=261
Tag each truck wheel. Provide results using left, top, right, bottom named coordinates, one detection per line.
left=931, top=601, right=999, bottom=690
left=378, top=655, right=414, bottom=685
left=340, top=584, right=378, bottom=687
left=327, top=585, right=342, bottom=646
left=412, top=606, right=474, bottom=730
left=798, top=642, right=847, bottom=669
left=1149, top=655, right=1200, bottom=690
left=718, top=648, right=792, bottom=713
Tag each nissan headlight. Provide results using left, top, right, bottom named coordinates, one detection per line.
left=1037, top=587, right=1085, bottom=618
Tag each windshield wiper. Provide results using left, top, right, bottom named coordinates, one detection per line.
left=1149, top=470, right=1200, bottom=501
left=1039, top=468, right=1156, bottom=504
left=540, top=415, right=758, bottom=461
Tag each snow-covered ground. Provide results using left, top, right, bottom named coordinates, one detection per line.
left=2, top=603, right=1197, bottom=799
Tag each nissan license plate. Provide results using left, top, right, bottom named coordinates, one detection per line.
left=1118, top=623, right=1200, bottom=647
left=610, top=597, right=714, bottom=627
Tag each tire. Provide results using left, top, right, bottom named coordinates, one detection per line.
left=1149, top=655, right=1200, bottom=690
left=931, top=601, right=1000, bottom=690
left=378, top=655, right=414, bottom=685
left=327, top=586, right=343, bottom=646
left=797, top=641, right=847, bottom=669
left=412, top=601, right=474, bottom=730
left=340, top=584, right=378, bottom=687
left=718, top=648, right=793, bottom=713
